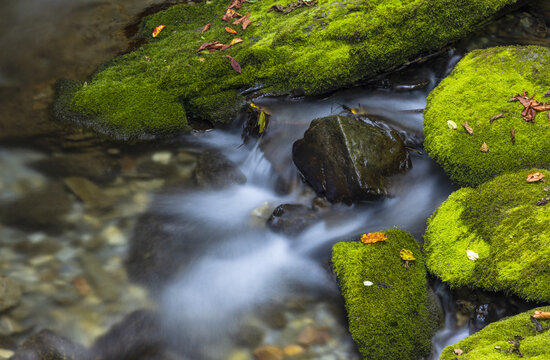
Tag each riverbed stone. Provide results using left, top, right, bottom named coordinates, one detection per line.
left=0, top=277, right=21, bottom=312
left=425, top=168, right=550, bottom=303
left=53, top=0, right=519, bottom=138
left=252, top=345, right=284, bottom=360
left=332, top=229, right=440, bottom=360
left=80, top=254, right=121, bottom=302
left=424, top=45, right=550, bottom=186
left=293, top=115, right=410, bottom=203
left=267, top=204, right=319, bottom=236
left=194, top=150, right=246, bottom=189
left=11, top=329, right=92, bottom=360
left=63, top=176, right=114, bottom=209
left=29, top=152, right=121, bottom=182
left=439, top=306, right=550, bottom=360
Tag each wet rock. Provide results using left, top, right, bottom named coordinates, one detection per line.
left=0, top=316, right=24, bottom=336
left=11, top=329, right=92, bottom=360
left=0, top=277, right=21, bottom=312
left=29, top=152, right=121, bottom=182
left=136, top=159, right=178, bottom=179
left=469, top=303, right=499, bottom=334
left=0, top=349, right=14, bottom=359
left=80, top=254, right=120, bottom=302
left=252, top=345, right=284, bottom=360
left=63, top=177, right=114, bottom=209
left=283, top=345, right=305, bottom=357
left=0, top=182, right=73, bottom=231
left=258, top=306, right=287, bottom=330
left=297, top=326, right=330, bottom=347
left=194, top=150, right=246, bottom=189
left=292, top=115, right=410, bottom=203
left=92, top=310, right=175, bottom=360
left=235, top=323, right=265, bottom=348
left=0, top=335, right=17, bottom=351
left=267, top=204, right=319, bottom=236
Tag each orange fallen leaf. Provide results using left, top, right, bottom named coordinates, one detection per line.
left=462, top=121, right=473, bottom=135
left=222, top=8, right=241, bottom=21
left=233, top=12, right=253, bottom=30
left=201, top=23, right=211, bottom=33
left=533, top=311, right=550, bottom=319
left=73, top=276, right=91, bottom=295
left=225, top=27, right=238, bottom=34
left=152, top=24, right=166, bottom=38
left=361, top=232, right=387, bottom=245
left=526, top=172, right=545, bottom=183
left=228, top=0, right=246, bottom=9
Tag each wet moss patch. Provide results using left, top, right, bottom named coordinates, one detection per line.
left=332, top=229, right=440, bottom=359
left=425, top=169, right=550, bottom=302
left=56, top=0, right=518, bottom=138
left=424, top=46, right=550, bottom=187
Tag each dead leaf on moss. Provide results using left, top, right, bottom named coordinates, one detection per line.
left=225, top=55, right=241, bottom=73
left=447, top=120, right=457, bottom=130
left=400, top=249, right=415, bottom=268
left=462, top=121, right=473, bottom=135
left=222, top=8, right=242, bottom=21
left=201, top=23, right=211, bottom=33
left=509, top=91, right=550, bottom=122
left=533, top=311, right=550, bottom=319
left=225, top=27, right=238, bottom=34
left=526, top=172, right=545, bottom=183
left=197, top=41, right=221, bottom=52
left=510, top=126, right=515, bottom=144
left=228, top=0, right=246, bottom=9
left=152, top=24, right=166, bottom=38
left=489, top=113, right=504, bottom=124
left=233, top=12, right=253, bottom=30
left=230, top=38, right=243, bottom=46
left=480, top=142, right=489, bottom=153
left=454, top=349, right=464, bottom=355
left=466, top=250, right=479, bottom=261
left=360, top=232, right=387, bottom=244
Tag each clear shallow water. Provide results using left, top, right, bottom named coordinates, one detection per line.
left=0, top=1, right=548, bottom=359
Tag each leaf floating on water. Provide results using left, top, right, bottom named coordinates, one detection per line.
left=225, top=27, right=238, bottom=34
left=466, top=250, right=479, bottom=261
left=447, top=120, right=457, bottom=130
left=201, top=23, right=211, bottom=33
left=462, top=121, right=473, bottom=135
left=152, top=24, right=166, bottom=38
left=510, top=126, right=515, bottom=145
left=489, top=113, right=504, bottom=124
left=360, top=232, right=387, bottom=245
left=480, top=142, right=489, bottom=153
left=225, top=55, right=242, bottom=73
left=258, top=111, right=267, bottom=133
left=363, top=280, right=374, bottom=287
left=533, top=311, right=550, bottom=319
left=526, top=172, right=545, bottom=183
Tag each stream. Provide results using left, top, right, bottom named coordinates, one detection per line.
left=0, top=1, right=548, bottom=359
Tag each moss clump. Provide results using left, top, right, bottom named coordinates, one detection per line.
left=332, top=229, right=440, bottom=359
left=425, top=169, right=550, bottom=302
left=56, top=0, right=518, bottom=138
left=440, top=306, right=550, bottom=360
left=424, top=46, right=550, bottom=187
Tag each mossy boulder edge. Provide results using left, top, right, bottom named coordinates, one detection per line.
left=424, top=45, right=550, bottom=187
left=439, top=306, right=550, bottom=360
left=332, top=229, right=441, bottom=359
left=54, top=0, right=518, bottom=139
left=425, top=169, right=550, bottom=303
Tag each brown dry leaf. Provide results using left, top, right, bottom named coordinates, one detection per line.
left=509, top=91, right=550, bottom=122
left=489, top=113, right=504, bottom=124
left=225, top=27, right=238, bottom=34
left=197, top=41, right=221, bottom=52
left=144, top=56, right=151, bottom=62
left=533, top=311, right=550, bottom=319
left=233, top=12, right=253, bottom=30
left=225, top=55, right=241, bottom=73
left=480, top=142, right=489, bottom=153
left=230, top=38, right=243, bottom=46
left=222, top=8, right=242, bottom=21
left=228, top=0, right=246, bottom=9
left=361, top=232, right=387, bottom=245
left=454, top=349, right=464, bottom=356
left=526, top=172, right=545, bottom=183
left=201, top=23, right=211, bottom=33
left=462, top=121, right=473, bottom=135
left=152, top=24, right=166, bottom=38
left=73, top=276, right=91, bottom=295
left=510, top=126, right=515, bottom=144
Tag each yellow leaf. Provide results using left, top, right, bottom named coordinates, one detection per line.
left=258, top=111, right=266, bottom=134
left=447, top=120, right=457, bottom=129
left=250, top=102, right=260, bottom=110
left=361, top=232, right=387, bottom=244
left=230, top=38, right=244, bottom=46
left=152, top=24, right=166, bottom=38
left=399, top=249, right=416, bottom=261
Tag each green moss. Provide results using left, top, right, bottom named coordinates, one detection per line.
left=56, top=0, right=517, bottom=138
left=424, top=46, right=550, bottom=187
left=425, top=169, right=550, bottom=302
left=332, top=229, right=440, bottom=359
left=440, top=306, right=550, bottom=360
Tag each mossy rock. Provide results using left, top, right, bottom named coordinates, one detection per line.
left=424, top=45, right=550, bottom=187
left=425, top=168, right=550, bottom=302
left=439, top=306, right=550, bottom=360
left=54, top=0, right=519, bottom=139
left=332, top=229, right=441, bottom=359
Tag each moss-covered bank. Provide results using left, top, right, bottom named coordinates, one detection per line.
left=55, top=0, right=518, bottom=138
left=332, top=229, right=440, bottom=359
left=424, top=46, right=550, bottom=187
left=425, top=169, right=550, bottom=302
left=440, top=306, right=550, bottom=360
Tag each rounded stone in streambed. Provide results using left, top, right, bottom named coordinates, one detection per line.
left=292, top=115, right=410, bottom=203
left=267, top=204, right=319, bottom=236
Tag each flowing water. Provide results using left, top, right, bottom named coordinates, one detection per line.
left=0, top=1, right=548, bottom=359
